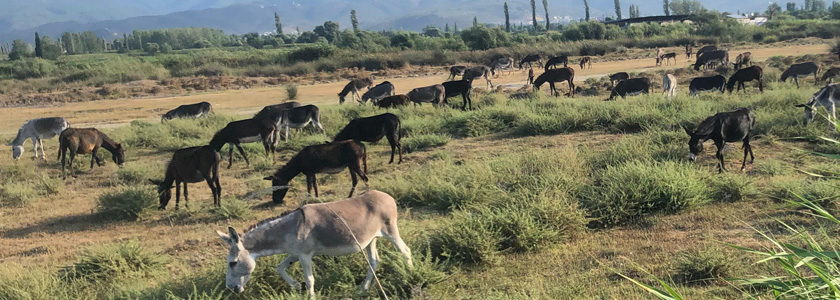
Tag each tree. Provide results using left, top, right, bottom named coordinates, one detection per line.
left=813, top=0, right=827, bottom=11
left=274, top=12, right=283, bottom=34
left=445, top=23, right=451, bottom=33
left=454, top=22, right=459, bottom=32
left=9, top=39, right=32, bottom=60
left=614, top=0, right=623, bottom=19
left=423, top=25, right=443, bottom=37
left=832, top=1, right=840, bottom=19
left=664, top=0, right=670, bottom=15
left=766, top=3, right=781, bottom=19
left=34, top=32, right=43, bottom=58
left=531, top=0, right=538, bottom=30
left=669, top=0, right=704, bottom=14
left=543, top=0, right=550, bottom=31
left=584, top=0, right=591, bottom=20
left=473, top=16, right=479, bottom=27
left=805, top=0, right=813, bottom=11
left=504, top=2, right=511, bottom=32
left=350, top=10, right=360, bottom=33
left=144, top=42, right=160, bottom=55
left=244, top=33, right=263, bottom=48
left=787, top=2, right=797, bottom=11
left=39, top=36, right=61, bottom=60
left=313, top=21, right=340, bottom=43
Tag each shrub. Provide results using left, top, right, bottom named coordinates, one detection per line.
left=402, top=134, right=450, bottom=153
left=212, top=197, right=252, bottom=220
left=96, top=186, right=157, bottom=221
left=426, top=211, right=500, bottom=265
left=286, top=84, right=298, bottom=100
left=0, top=182, right=37, bottom=207
left=674, top=247, right=732, bottom=285
left=38, top=174, right=64, bottom=196
left=60, top=239, right=166, bottom=281
left=117, top=162, right=159, bottom=185
left=708, top=173, right=758, bottom=202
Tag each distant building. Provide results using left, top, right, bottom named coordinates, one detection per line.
left=602, top=15, right=692, bottom=27
left=727, top=15, right=767, bottom=26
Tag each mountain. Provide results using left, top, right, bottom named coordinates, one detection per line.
left=0, top=0, right=774, bottom=44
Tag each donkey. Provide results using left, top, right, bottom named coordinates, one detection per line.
left=375, top=95, right=411, bottom=108
left=609, top=72, right=630, bottom=88
left=533, top=68, right=575, bottom=97
left=659, top=53, right=677, bottom=66
left=528, top=68, right=535, bottom=85
left=663, top=74, right=677, bottom=97
left=442, top=80, right=473, bottom=110
left=519, top=54, right=543, bottom=69
left=822, top=67, right=840, bottom=84
left=780, top=62, right=820, bottom=88
left=732, top=52, right=752, bottom=70
left=727, top=66, right=764, bottom=94
left=58, top=128, right=125, bottom=179
left=264, top=140, right=368, bottom=204
left=278, top=105, right=326, bottom=142
left=609, top=78, right=650, bottom=100
left=216, top=190, right=413, bottom=298
left=794, top=83, right=840, bottom=130
left=579, top=57, right=592, bottom=69
left=149, top=145, right=220, bottom=210
left=209, top=118, right=275, bottom=169
left=338, top=77, right=373, bottom=104
left=544, top=56, right=569, bottom=70
left=361, top=81, right=395, bottom=104
left=684, top=108, right=755, bottom=173
left=254, top=101, right=302, bottom=146
left=490, top=57, right=514, bottom=77
left=695, top=45, right=718, bottom=58
left=334, top=113, right=402, bottom=164
left=694, top=50, right=728, bottom=71
left=162, top=102, right=213, bottom=121
left=407, top=84, right=445, bottom=106
left=9, top=117, right=69, bottom=160
left=447, top=65, right=468, bottom=80
left=464, top=66, right=493, bottom=89
left=656, top=48, right=665, bottom=66
left=685, top=44, right=693, bottom=59
left=689, top=75, right=726, bottom=96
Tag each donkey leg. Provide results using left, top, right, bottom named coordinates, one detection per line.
left=348, top=171, right=358, bottom=198
left=203, top=175, right=218, bottom=207
left=312, top=175, right=319, bottom=197
left=386, top=135, right=397, bottom=164
left=90, top=148, right=98, bottom=169
left=38, top=139, right=46, bottom=160
left=305, top=175, right=313, bottom=195
left=383, top=228, right=414, bottom=267
left=234, top=144, right=250, bottom=167
left=174, top=181, right=181, bottom=210
left=361, top=239, right=380, bottom=293
left=183, top=182, right=189, bottom=209
left=276, top=256, right=301, bottom=290
left=716, top=142, right=726, bottom=173
left=299, top=255, right=316, bottom=298
left=741, top=142, right=750, bottom=171
left=69, top=152, right=77, bottom=178
left=227, top=144, right=234, bottom=169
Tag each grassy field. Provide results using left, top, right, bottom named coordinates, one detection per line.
left=1, top=48, right=840, bottom=299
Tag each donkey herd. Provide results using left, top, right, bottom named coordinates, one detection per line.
left=6, top=43, right=840, bottom=297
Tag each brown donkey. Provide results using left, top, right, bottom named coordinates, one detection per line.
left=150, top=145, right=221, bottom=210
left=58, top=128, right=125, bottom=179
left=264, top=140, right=368, bottom=204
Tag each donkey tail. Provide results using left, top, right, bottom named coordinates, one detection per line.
left=363, top=147, right=368, bottom=175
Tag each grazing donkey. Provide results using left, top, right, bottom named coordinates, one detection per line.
left=694, top=50, right=728, bottom=71
left=795, top=83, right=840, bottom=130
left=695, top=45, right=718, bottom=58
left=609, top=78, right=650, bottom=100
left=447, top=65, right=468, bottom=80
left=58, top=128, right=125, bottom=179
left=338, top=77, right=373, bottom=104
left=216, top=190, right=413, bottom=297
left=663, top=74, right=677, bottom=97
left=264, top=140, right=368, bottom=204
left=254, top=101, right=302, bottom=145
left=732, top=52, right=752, bottom=70
left=689, top=75, right=727, bottom=96
left=579, top=57, right=592, bottom=69
left=442, top=80, right=474, bottom=110
left=533, top=68, right=575, bottom=97
left=277, top=105, right=326, bottom=142
left=658, top=53, right=677, bottom=66
left=150, top=145, right=221, bottom=210
left=609, top=72, right=630, bottom=88
left=684, top=108, right=755, bottom=173
left=334, top=113, right=402, bottom=164
left=544, top=56, right=569, bottom=70
left=780, top=62, right=820, bottom=88
left=10, top=117, right=69, bottom=160
left=162, top=102, right=213, bottom=121
left=656, top=48, right=665, bottom=66
left=519, top=54, right=543, bottom=69
left=464, top=66, right=493, bottom=89
left=490, top=57, right=514, bottom=77
left=375, top=94, right=411, bottom=108
left=361, top=81, right=395, bottom=104
left=210, top=119, right=275, bottom=168
left=727, top=66, right=764, bottom=94
left=822, top=67, right=840, bottom=84
left=407, top=84, right=445, bottom=106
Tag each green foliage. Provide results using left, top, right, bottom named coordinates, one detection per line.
left=212, top=197, right=253, bottom=220
left=402, top=134, right=450, bottom=153
left=96, top=186, right=157, bottom=221
left=0, top=182, right=38, bottom=207
left=285, top=84, right=298, bottom=100
left=674, top=247, right=733, bottom=284
left=60, top=240, right=167, bottom=281
left=708, top=173, right=758, bottom=202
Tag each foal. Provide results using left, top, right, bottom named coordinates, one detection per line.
left=150, top=145, right=221, bottom=210
left=58, top=128, right=125, bottom=179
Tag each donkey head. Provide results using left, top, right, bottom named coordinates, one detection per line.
left=149, top=179, right=172, bottom=209
left=794, top=103, right=816, bottom=125
left=112, top=144, right=125, bottom=166
left=338, top=93, right=345, bottom=105
left=11, top=145, right=24, bottom=160
left=217, top=227, right=256, bottom=293
left=264, top=175, right=290, bottom=204
left=683, top=126, right=705, bottom=162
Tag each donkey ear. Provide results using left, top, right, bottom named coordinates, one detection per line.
left=681, top=125, right=693, bottom=136
left=794, top=104, right=807, bottom=108
left=216, top=230, right=235, bottom=246
left=263, top=175, right=275, bottom=181
left=228, top=227, right=240, bottom=244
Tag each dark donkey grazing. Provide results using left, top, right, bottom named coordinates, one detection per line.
left=658, top=53, right=677, bottom=66
left=694, top=50, right=728, bottom=71
left=689, top=75, right=726, bottom=96
left=684, top=108, right=755, bottom=173
left=780, top=62, right=820, bottom=88
left=609, top=72, right=630, bottom=88
left=822, top=67, right=840, bottom=84
left=442, top=80, right=473, bottom=110
left=544, top=56, right=569, bottom=70
left=579, top=57, right=592, bottom=69
left=264, top=140, right=368, bottom=204
left=732, top=52, right=752, bottom=70
left=518, top=54, right=543, bottom=69
left=209, top=118, right=275, bottom=168
left=277, top=105, right=326, bottom=142
left=533, top=68, right=575, bottom=97
left=58, top=128, right=125, bottom=179
left=609, top=78, right=650, bottom=100
left=338, top=77, right=373, bottom=104
left=375, top=94, right=411, bottom=108
left=150, top=145, right=221, bottom=210
left=361, top=81, right=395, bottom=104
left=695, top=45, right=717, bottom=58
left=727, top=65, right=764, bottom=93
left=333, top=113, right=402, bottom=164
left=162, top=101, right=213, bottom=121
left=447, top=65, right=467, bottom=81
left=253, top=101, right=302, bottom=143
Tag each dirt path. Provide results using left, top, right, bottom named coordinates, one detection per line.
left=0, top=43, right=830, bottom=135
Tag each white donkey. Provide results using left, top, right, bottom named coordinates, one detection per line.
left=216, top=190, right=413, bottom=298
left=9, top=117, right=70, bottom=160
left=663, top=73, right=677, bottom=97
left=796, top=83, right=840, bottom=130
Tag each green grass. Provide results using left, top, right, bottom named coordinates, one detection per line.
left=59, top=239, right=167, bottom=282
left=96, top=186, right=158, bottom=221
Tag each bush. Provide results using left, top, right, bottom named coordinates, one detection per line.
left=0, top=182, right=37, bottom=207
left=402, top=134, right=450, bottom=153
left=212, top=197, right=252, bottom=220
left=96, top=186, right=157, bottom=220
left=60, top=239, right=166, bottom=281
left=285, top=84, right=298, bottom=100
left=426, top=211, right=500, bottom=265
left=117, top=162, right=159, bottom=185
left=708, top=173, right=758, bottom=202
left=674, top=247, right=733, bottom=285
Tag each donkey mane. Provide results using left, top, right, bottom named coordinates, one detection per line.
left=11, top=128, right=25, bottom=145
left=245, top=208, right=302, bottom=233
left=693, top=114, right=720, bottom=137
left=338, top=82, right=355, bottom=97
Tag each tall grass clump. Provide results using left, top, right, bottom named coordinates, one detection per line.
left=582, top=161, right=711, bottom=227
left=708, top=173, right=758, bottom=202
left=96, top=186, right=157, bottom=221
left=60, top=239, right=167, bottom=281
left=212, top=197, right=252, bottom=220
left=401, top=133, right=450, bottom=153
left=117, top=162, right=161, bottom=185
left=673, top=247, right=733, bottom=285
left=426, top=210, right=501, bottom=265
left=0, top=182, right=38, bottom=207
left=286, top=84, right=298, bottom=100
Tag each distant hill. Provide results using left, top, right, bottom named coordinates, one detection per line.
left=0, top=0, right=772, bottom=44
